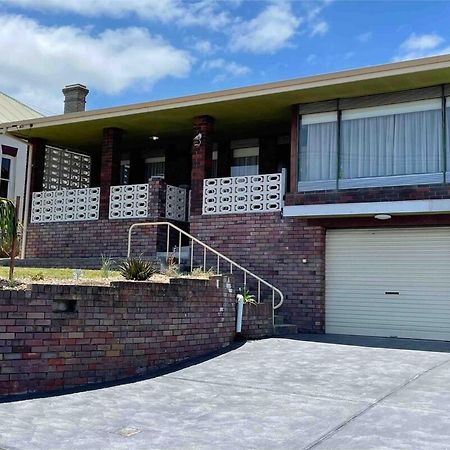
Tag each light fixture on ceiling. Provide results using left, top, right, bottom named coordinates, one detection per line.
left=150, top=135, right=159, bottom=141
left=374, top=214, right=392, bottom=220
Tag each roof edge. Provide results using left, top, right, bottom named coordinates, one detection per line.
left=2, top=54, right=450, bottom=132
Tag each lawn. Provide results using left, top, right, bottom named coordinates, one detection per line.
left=0, top=266, right=120, bottom=281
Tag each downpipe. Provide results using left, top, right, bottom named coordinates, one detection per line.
left=236, top=294, right=244, bottom=333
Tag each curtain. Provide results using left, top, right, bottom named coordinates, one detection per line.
left=299, top=121, right=337, bottom=181
left=231, top=156, right=259, bottom=176
left=341, top=109, right=441, bottom=179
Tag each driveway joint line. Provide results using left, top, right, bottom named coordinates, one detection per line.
left=302, top=356, right=450, bottom=450
left=164, top=374, right=364, bottom=404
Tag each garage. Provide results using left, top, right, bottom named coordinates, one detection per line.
left=325, top=227, right=450, bottom=341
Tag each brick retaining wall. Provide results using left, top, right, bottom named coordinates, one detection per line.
left=0, top=276, right=240, bottom=397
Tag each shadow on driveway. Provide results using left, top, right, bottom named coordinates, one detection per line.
left=280, top=332, right=450, bottom=354
left=0, top=340, right=246, bottom=404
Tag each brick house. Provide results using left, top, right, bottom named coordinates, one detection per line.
left=3, top=55, right=450, bottom=341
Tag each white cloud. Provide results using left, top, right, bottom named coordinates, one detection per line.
left=401, top=33, right=444, bottom=51
left=394, top=33, right=450, bottom=61
left=201, top=58, right=250, bottom=83
left=357, top=32, right=372, bottom=43
left=310, top=20, right=328, bottom=37
left=0, top=0, right=233, bottom=30
left=229, top=2, right=301, bottom=54
left=0, top=14, right=191, bottom=114
left=190, top=39, right=215, bottom=54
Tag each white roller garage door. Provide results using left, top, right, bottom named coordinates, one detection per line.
left=326, top=227, right=450, bottom=341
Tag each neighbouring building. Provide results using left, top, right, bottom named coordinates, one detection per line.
left=0, top=91, right=43, bottom=221
left=3, top=55, right=450, bottom=341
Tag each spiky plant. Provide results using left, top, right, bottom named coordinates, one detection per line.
left=119, top=257, right=159, bottom=281
left=0, top=198, right=18, bottom=281
left=241, top=288, right=257, bottom=305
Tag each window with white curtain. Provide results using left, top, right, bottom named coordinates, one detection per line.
left=340, top=99, right=443, bottom=187
left=230, top=147, right=259, bottom=176
left=299, top=112, right=337, bottom=190
left=445, top=97, right=450, bottom=180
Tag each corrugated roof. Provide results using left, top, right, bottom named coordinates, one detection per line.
left=0, top=91, right=43, bottom=123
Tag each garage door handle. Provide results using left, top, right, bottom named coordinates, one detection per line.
left=385, top=291, right=400, bottom=295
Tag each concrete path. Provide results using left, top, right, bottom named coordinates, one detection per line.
left=1, top=335, right=450, bottom=449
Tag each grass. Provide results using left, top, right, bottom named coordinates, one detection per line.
left=0, top=267, right=120, bottom=281
left=0, top=264, right=219, bottom=286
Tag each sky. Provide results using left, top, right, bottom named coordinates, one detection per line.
left=1, top=0, right=450, bottom=116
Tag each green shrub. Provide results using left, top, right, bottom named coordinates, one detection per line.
left=119, top=257, right=159, bottom=281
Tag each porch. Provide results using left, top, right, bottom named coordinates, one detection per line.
left=23, top=115, right=290, bottom=262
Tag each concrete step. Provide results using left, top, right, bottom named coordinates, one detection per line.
left=274, top=324, right=298, bottom=336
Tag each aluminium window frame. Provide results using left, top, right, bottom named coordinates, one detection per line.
left=297, top=95, right=447, bottom=192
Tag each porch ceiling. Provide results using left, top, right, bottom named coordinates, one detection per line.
left=3, top=54, right=450, bottom=152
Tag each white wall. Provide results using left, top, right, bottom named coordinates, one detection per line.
left=0, top=133, right=28, bottom=221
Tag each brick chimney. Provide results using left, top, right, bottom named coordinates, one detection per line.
left=62, top=84, right=89, bottom=113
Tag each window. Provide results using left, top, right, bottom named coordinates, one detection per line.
left=0, top=156, right=14, bottom=198
left=340, top=99, right=442, bottom=187
left=445, top=97, right=450, bottom=180
left=120, top=160, right=130, bottom=185
left=212, top=150, right=218, bottom=178
left=299, top=112, right=337, bottom=190
left=145, top=157, right=165, bottom=180
left=297, top=98, right=444, bottom=191
left=231, top=147, right=259, bottom=176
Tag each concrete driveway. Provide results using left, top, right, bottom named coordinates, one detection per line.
left=1, top=335, right=450, bottom=450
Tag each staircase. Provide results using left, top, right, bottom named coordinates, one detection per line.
left=128, top=221, right=286, bottom=331
left=274, top=314, right=298, bottom=336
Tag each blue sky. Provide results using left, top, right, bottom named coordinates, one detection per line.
left=1, top=0, right=450, bottom=115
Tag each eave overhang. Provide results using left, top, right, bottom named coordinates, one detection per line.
left=2, top=54, right=450, bottom=152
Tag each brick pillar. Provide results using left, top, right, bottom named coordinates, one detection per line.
left=99, top=127, right=122, bottom=219
left=29, top=138, right=46, bottom=194
left=191, top=115, right=214, bottom=216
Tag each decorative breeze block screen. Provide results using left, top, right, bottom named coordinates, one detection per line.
left=166, top=185, right=188, bottom=221
left=203, top=173, right=284, bottom=215
left=31, top=188, right=100, bottom=223
left=109, top=184, right=149, bottom=219
left=43, top=146, right=91, bottom=191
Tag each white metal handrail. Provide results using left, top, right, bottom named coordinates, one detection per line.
left=127, top=221, right=284, bottom=319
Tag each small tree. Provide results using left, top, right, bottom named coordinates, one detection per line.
left=0, top=198, right=19, bottom=281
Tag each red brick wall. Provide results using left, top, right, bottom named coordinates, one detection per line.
left=240, top=303, right=273, bottom=339
left=286, top=183, right=450, bottom=206
left=0, top=276, right=236, bottom=397
left=99, top=128, right=122, bottom=219
left=25, top=218, right=161, bottom=258
left=191, top=116, right=214, bottom=216
left=190, top=213, right=325, bottom=333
